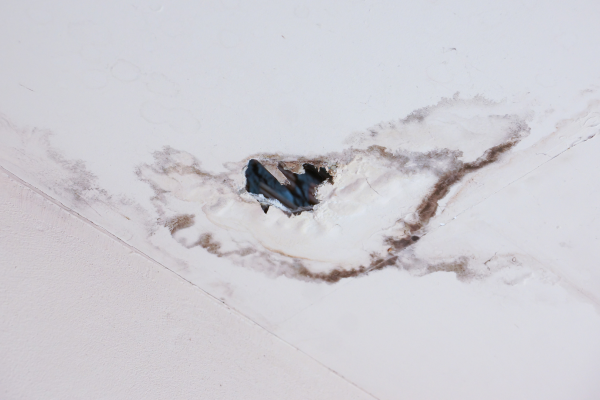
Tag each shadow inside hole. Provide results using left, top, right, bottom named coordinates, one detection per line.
left=245, top=159, right=333, bottom=215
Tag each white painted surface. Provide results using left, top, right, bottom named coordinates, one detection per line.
left=0, top=171, right=373, bottom=400
left=1, top=0, right=600, bottom=398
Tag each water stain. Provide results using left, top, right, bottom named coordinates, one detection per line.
left=138, top=95, right=531, bottom=283
left=164, top=214, right=195, bottom=234
left=192, top=233, right=222, bottom=255
left=5, top=94, right=576, bottom=289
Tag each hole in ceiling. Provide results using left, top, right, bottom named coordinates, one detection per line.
left=245, top=159, right=333, bottom=215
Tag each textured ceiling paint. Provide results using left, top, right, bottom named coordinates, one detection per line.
left=0, top=171, right=375, bottom=400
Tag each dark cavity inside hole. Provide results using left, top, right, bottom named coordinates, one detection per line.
left=245, top=159, right=333, bottom=215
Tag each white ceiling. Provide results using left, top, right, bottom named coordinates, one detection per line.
left=2, top=0, right=600, bottom=398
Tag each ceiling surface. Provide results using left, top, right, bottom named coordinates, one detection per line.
left=1, top=0, right=600, bottom=398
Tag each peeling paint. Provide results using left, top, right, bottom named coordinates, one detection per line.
left=136, top=96, right=531, bottom=282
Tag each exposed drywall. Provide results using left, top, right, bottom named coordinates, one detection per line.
left=0, top=171, right=374, bottom=400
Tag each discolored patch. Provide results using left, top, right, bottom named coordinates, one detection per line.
left=164, top=214, right=195, bottom=235
left=136, top=95, right=532, bottom=283
left=192, top=233, right=221, bottom=255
